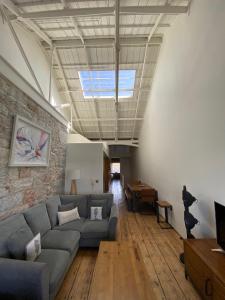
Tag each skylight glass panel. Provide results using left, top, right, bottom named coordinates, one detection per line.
left=79, top=70, right=136, bottom=98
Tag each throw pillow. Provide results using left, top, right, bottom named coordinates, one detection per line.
left=90, top=206, right=103, bottom=220
left=26, top=233, right=41, bottom=261
left=88, top=199, right=107, bottom=218
left=7, top=226, right=34, bottom=260
left=58, top=207, right=80, bottom=226
left=58, top=203, right=75, bottom=212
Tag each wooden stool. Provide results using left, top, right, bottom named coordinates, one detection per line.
left=156, top=200, right=172, bottom=229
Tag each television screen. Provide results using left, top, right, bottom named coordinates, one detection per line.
left=215, top=201, right=225, bottom=250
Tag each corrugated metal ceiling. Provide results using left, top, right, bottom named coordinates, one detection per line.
left=8, top=0, right=189, bottom=141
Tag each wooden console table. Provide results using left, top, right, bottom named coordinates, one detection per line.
left=184, top=239, right=225, bottom=299
left=88, top=241, right=156, bottom=300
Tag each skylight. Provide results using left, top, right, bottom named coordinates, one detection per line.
left=79, top=70, right=136, bottom=99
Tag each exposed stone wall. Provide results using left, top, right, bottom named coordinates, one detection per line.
left=0, top=74, right=67, bottom=219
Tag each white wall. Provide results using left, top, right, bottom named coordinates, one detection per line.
left=65, top=143, right=103, bottom=194
left=67, top=134, right=91, bottom=143
left=138, top=0, right=225, bottom=238
left=0, top=18, right=67, bottom=117
left=120, top=158, right=132, bottom=187
left=67, top=135, right=109, bottom=157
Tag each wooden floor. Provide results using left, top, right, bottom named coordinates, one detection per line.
left=56, top=180, right=200, bottom=300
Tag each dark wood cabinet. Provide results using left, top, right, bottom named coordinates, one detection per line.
left=184, top=239, right=225, bottom=300
left=214, top=277, right=225, bottom=300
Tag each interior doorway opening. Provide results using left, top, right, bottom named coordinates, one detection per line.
left=110, top=159, right=123, bottom=204
left=111, top=161, right=120, bottom=180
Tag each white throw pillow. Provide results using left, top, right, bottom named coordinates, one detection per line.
left=58, top=207, right=80, bottom=225
left=90, top=206, right=103, bottom=220
left=26, top=233, right=41, bottom=261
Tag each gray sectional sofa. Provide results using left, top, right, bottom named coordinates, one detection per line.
left=0, top=193, right=117, bottom=300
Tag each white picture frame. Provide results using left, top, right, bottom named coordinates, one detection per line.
left=9, top=114, right=51, bottom=167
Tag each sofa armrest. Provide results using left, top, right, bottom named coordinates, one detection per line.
left=108, top=204, right=118, bottom=240
left=0, top=258, right=49, bottom=300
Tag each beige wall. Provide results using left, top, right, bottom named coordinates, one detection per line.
left=138, top=0, right=225, bottom=238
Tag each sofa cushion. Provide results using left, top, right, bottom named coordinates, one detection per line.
left=42, top=230, right=80, bottom=254
left=58, top=203, right=75, bottom=212
left=81, top=219, right=109, bottom=239
left=35, top=249, right=70, bottom=294
left=7, top=226, right=34, bottom=260
left=88, top=199, right=107, bottom=218
left=24, top=204, right=51, bottom=236
left=46, top=196, right=61, bottom=227
left=54, top=218, right=85, bottom=232
left=58, top=207, right=80, bottom=226
left=0, top=214, right=30, bottom=258
left=89, top=194, right=113, bottom=217
left=60, top=195, right=88, bottom=218
left=26, top=233, right=41, bottom=261
left=90, top=206, right=103, bottom=220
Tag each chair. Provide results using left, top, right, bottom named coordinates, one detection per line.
left=126, top=180, right=142, bottom=187
left=124, top=188, right=133, bottom=211
left=156, top=200, right=173, bottom=229
left=137, top=189, right=158, bottom=214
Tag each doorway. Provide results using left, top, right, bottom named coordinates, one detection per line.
left=110, top=160, right=123, bottom=204
left=111, top=161, right=120, bottom=180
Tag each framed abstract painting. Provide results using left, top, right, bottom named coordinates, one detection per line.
left=9, top=115, right=51, bottom=167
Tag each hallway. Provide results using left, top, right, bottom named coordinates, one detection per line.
left=109, top=179, right=124, bottom=206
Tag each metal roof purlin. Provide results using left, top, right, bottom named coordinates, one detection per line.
left=43, top=37, right=162, bottom=48
left=114, top=0, right=120, bottom=141
left=42, top=23, right=170, bottom=32
left=131, top=13, right=164, bottom=141
left=20, top=6, right=189, bottom=19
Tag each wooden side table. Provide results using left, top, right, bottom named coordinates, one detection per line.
left=156, top=200, right=172, bottom=229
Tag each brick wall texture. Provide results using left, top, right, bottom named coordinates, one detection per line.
left=0, top=74, right=67, bottom=219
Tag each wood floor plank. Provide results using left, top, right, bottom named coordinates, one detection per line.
left=137, top=239, right=167, bottom=300
left=144, top=238, right=185, bottom=300
left=68, top=250, right=97, bottom=300
left=118, top=208, right=130, bottom=241
left=136, top=215, right=184, bottom=298
left=153, top=233, right=200, bottom=300
left=123, top=213, right=166, bottom=299
left=56, top=251, right=84, bottom=300
left=163, top=230, right=184, bottom=257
